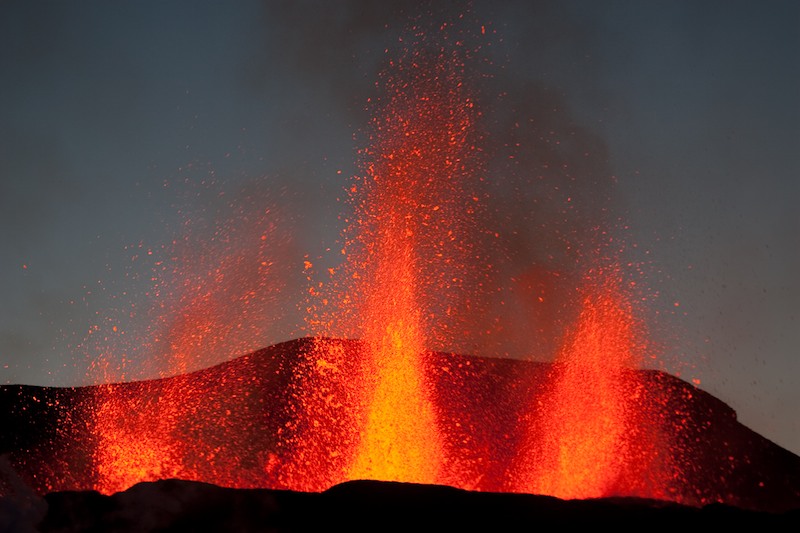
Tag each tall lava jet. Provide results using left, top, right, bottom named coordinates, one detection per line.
left=509, top=265, right=673, bottom=499
left=343, top=24, right=487, bottom=486
left=291, top=16, right=489, bottom=489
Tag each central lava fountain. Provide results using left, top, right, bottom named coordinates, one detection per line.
left=338, top=21, right=484, bottom=486
left=290, top=18, right=488, bottom=490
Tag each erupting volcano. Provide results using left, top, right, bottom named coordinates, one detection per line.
left=2, top=7, right=800, bottom=531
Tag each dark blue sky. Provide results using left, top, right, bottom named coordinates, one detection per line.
left=1, top=1, right=798, bottom=456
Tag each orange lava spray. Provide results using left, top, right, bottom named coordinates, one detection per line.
left=87, top=187, right=286, bottom=494
left=295, top=18, right=487, bottom=488
left=511, top=265, right=648, bottom=499
left=344, top=26, right=480, bottom=486
left=345, top=230, right=442, bottom=483
left=89, top=382, right=186, bottom=494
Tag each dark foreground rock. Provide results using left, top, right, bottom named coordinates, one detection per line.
left=6, top=478, right=794, bottom=532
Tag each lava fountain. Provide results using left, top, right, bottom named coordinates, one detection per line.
left=294, top=19, right=487, bottom=488
left=87, top=191, right=286, bottom=494
left=79, top=9, right=678, bottom=501
left=344, top=39, right=479, bottom=484
left=510, top=264, right=673, bottom=499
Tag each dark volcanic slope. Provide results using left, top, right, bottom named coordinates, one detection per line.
left=2, top=337, right=799, bottom=517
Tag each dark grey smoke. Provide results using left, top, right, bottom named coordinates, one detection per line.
left=249, top=1, right=628, bottom=360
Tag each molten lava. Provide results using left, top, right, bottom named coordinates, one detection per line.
left=511, top=267, right=646, bottom=498
left=293, top=20, right=487, bottom=488
left=90, top=383, right=186, bottom=494
left=346, top=241, right=443, bottom=484
left=73, top=10, right=686, bottom=504
left=88, top=194, right=284, bottom=494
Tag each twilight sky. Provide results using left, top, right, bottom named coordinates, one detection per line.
left=1, top=0, right=798, bottom=457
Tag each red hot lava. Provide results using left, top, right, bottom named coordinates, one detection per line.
left=80, top=14, right=681, bottom=504
left=510, top=266, right=674, bottom=499
left=290, top=18, right=489, bottom=490
left=88, top=191, right=287, bottom=495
